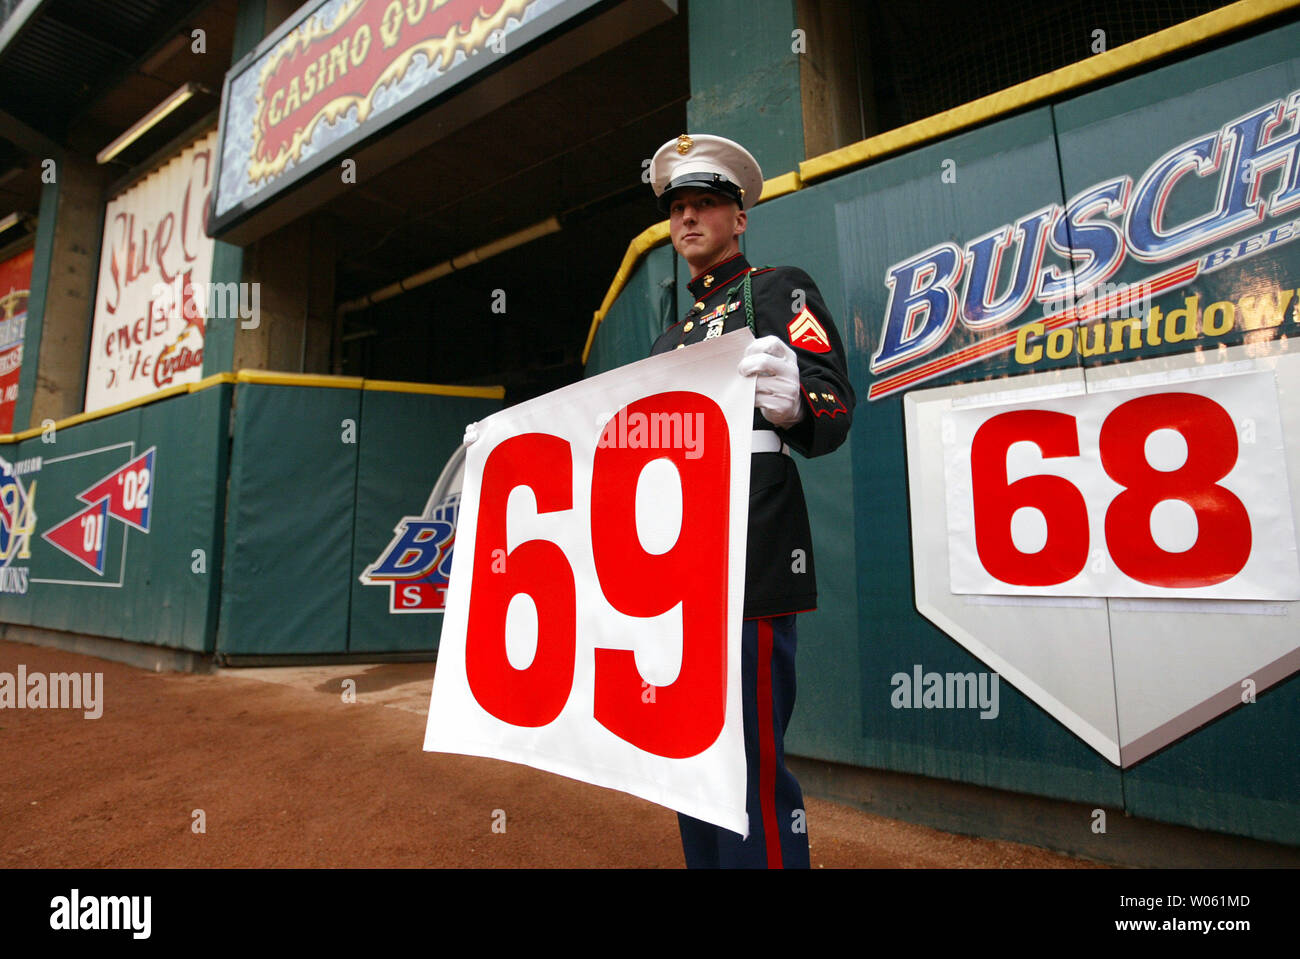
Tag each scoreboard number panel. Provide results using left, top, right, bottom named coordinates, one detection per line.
left=425, top=331, right=756, bottom=833
left=944, top=371, right=1299, bottom=599
left=904, top=346, right=1300, bottom=765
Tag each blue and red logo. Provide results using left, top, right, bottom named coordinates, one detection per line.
left=361, top=492, right=458, bottom=613
left=42, top=447, right=155, bottom=575
left=0, top=454, right=37, bottom=593
left=870, top=89, right=1300, bottom=400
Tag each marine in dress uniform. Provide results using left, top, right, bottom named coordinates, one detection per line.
left=648, top=134, right=855, bottom=868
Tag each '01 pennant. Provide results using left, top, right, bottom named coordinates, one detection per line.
left=43, top=498, right=110, bottom=574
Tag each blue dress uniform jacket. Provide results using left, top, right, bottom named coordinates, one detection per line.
left=649, top=253, right=855, bottom=619
left=649, top=251, right=854, bottom=868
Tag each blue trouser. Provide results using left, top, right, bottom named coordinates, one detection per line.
left=677, top=614, right=809, bottom=868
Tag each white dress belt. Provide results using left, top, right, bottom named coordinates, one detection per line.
left=752, top=430, right=790, bottom=455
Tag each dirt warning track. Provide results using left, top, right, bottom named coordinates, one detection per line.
left=0, top=640, right=1096, bottom=868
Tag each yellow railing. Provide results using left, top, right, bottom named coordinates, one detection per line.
left=581, top=0, right=1300, bottom=364
left=1, top=371, right=504, bottom=442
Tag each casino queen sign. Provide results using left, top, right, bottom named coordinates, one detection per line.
left=246, top=0, right=531, bottom=187
left=869, top=88, right=1300, bottom=401
left=210, top=0, right=626, bottom=232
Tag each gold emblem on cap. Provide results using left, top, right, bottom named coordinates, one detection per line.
left=676, top=134, right=693, bottom=155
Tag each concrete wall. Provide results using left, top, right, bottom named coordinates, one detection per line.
left=22, top=155, right=107, bottom=427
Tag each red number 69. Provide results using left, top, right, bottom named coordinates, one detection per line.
left=464, top=392, right=731, bottom=758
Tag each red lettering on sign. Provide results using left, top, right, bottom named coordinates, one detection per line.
left=971, top=409, right=1090, bottom=586
left=970, top=393, right=1253, bottom=589
left=465, top=433, right=576, bottom=727
left=461, top=391, right=735, bottom=755
left=591, top=392, right=730, bottom=758
left=1100, top=392, right=1250, bottom=587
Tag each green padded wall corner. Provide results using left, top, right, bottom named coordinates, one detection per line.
left=218, top=382, right=360, bottom=655
left=348, top=389, right=502, bottom=653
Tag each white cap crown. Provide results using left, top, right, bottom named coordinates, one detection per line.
left=650, top=133, right=763, bottom=211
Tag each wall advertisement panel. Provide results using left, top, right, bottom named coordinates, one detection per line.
left=85, top=130, right=216, bottom=414
left=0, top=384, right=230, bottom=653
left=0, top=247, right=32, bottom=432
left=841, top=22, right=1300, bottom=832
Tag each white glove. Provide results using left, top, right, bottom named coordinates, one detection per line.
left=738, top=335, right=806, bottom=429
left=462, top=421, right=480, bottom=447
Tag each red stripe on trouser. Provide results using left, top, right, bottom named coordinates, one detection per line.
left=756, top=618, right=781, bottom=868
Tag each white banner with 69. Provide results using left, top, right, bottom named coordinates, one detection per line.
left=425, top=330, right=756, bottom=834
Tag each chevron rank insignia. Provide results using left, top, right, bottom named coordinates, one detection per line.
left=788, top=308, right=831, bottom=353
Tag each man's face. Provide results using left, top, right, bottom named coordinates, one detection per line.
left=667, top=187, right=747, bottom=274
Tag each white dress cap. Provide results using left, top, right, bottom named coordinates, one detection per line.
left=650, top=133, right=764, bottom=211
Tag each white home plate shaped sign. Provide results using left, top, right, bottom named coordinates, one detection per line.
left=903, top=345, right=1300, bottom=766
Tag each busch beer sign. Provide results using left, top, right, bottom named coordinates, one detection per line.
left=870, top=89, right=1300, bottom=400
left=361, top=443, right=465, bottom=614
left=361, top=490, right=458, bottom=614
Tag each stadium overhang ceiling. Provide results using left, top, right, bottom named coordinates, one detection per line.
left=0, top=0, right=235, bottom=220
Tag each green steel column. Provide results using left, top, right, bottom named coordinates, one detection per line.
left=19, top=152, right=104, bottom=426
left=687, top=0, right=805, bottom=175
left=203, top=0, right=266, bottom=377
left=11, top=175, right=58, bottom=431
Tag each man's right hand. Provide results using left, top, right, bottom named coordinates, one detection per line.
left=463, top=421, right=480, bottom=447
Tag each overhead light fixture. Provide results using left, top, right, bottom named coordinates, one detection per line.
left=0, top=211, right=32, bottom=237
left=96, top=82, right=203, bottom=164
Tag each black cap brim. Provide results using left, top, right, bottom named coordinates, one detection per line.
left=657, top=173, right=745, bottom=212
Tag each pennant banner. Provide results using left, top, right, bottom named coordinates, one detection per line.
left=77, top=447, right=156, bottom=533
left=43, top=498, right=111, bottom=575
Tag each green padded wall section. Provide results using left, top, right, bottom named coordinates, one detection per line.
left=0, top=384, right=230, bottom=651
left=347, top=389, right=502, bottom=653
left=585, top=244, right=677, bottom=377
left=217, top=383, right=361, bottom=655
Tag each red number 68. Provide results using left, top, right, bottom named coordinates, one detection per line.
left=971, top=392, right=1251, bottom=588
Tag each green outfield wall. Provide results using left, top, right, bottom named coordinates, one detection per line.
left=0, top=374, right=499, bottom=658
left=217, top=376, right=501, bottom=656
left=0, top=381, right=231, bottom=652
left=586, top=18, right=1300, bottom=846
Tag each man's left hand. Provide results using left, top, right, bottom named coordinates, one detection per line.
left=738, top=335, right=806, bottom=429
